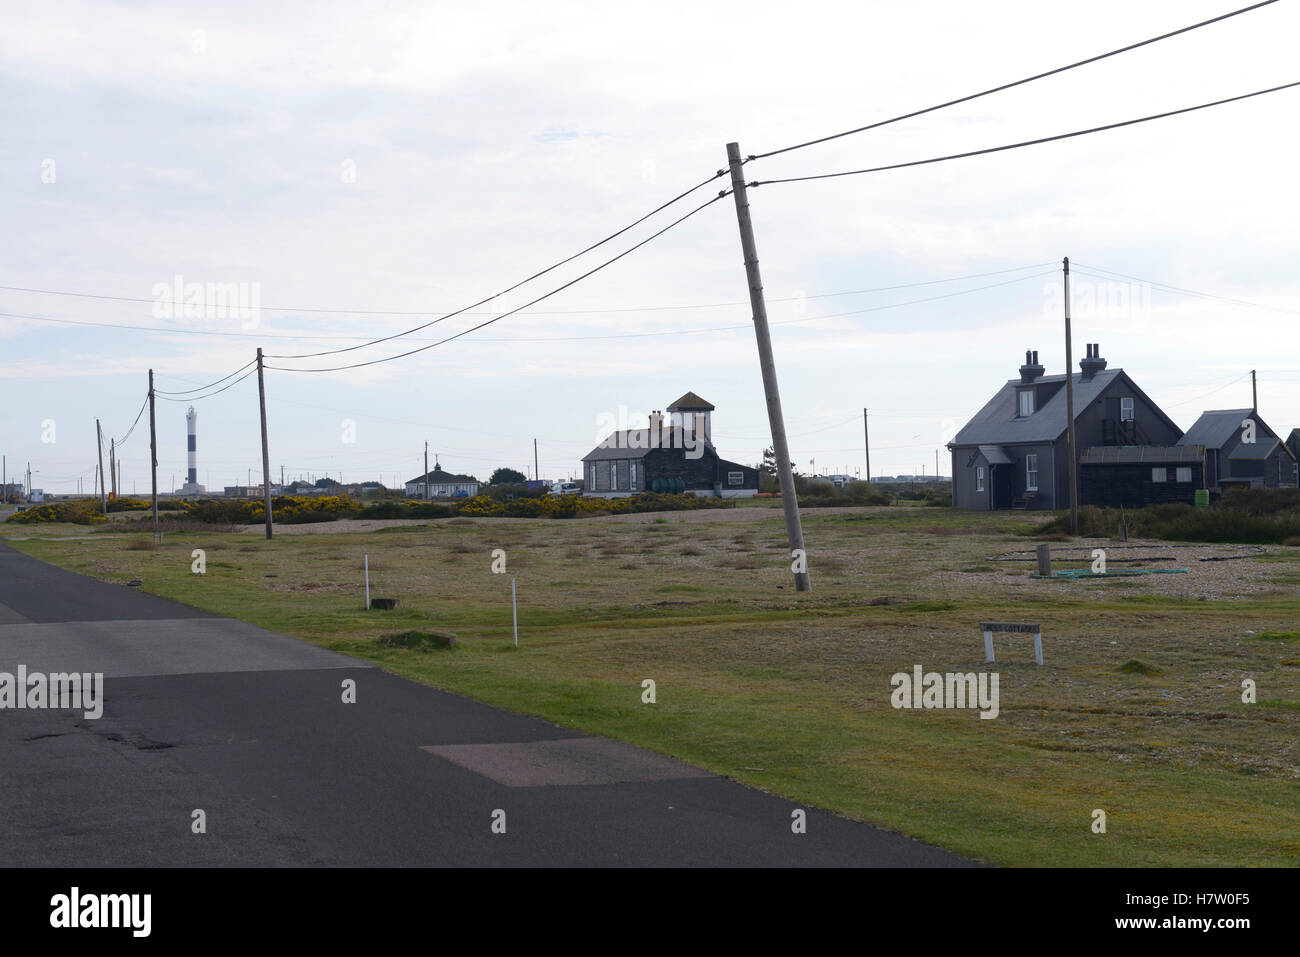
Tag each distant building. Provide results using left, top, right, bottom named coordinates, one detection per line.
left=948, top=345, right=1184, bottom=509
left=222, top=485, right=283, bottom=498
left=1177, top=409, right=1297, bottom=490
left=404, top=462, right=480, bottom=498
left=580, top=391, right=759, bottom=498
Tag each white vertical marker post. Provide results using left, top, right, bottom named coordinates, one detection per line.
left=512, top=577, right=518, bottom=648
left=364, top=554, right=370, bottom=611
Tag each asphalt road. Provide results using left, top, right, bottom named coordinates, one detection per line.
left=0, top=542, right=976, bottom=867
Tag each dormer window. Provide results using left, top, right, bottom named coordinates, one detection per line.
left=1120, top=397, right=1134, bottom=421
left=1018, top=390, right=1035, bottom=417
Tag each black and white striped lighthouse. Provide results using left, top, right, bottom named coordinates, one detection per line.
left=180, top=406, right=205, bottom=494
left=186, top=406, right=197, bottom=485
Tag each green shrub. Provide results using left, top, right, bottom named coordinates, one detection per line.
left=1030, top=488, right=1300, bottom=544
left=5, top=501, right=107, bottom=524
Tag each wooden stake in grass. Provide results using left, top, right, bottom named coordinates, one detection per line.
left=364, top=553, right=370, bottom=610
left=512, top=577, right=518, bottom=648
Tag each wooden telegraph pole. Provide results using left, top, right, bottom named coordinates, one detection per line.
left=95, top=419, right=107, bottom=515
left=256, top=348, right=273, bottom=540
left=424, top=442, right=430, bottom=501
left=1063, top=257, right=1079, bottom=535
left=148, top=369, right=159, bottom=532
left=726, top=141, right=809, bottom=591
left=863, top=408, right=871, bottom=484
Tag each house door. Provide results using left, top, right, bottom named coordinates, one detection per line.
left=991, top=464, right=1015, bottom=510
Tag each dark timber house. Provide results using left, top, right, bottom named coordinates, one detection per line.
left=948, top=345, right=1185, bottom=509
left=580, top=392, right=759, bottom=498
left=1078, top=445, right=1206, bottom=508
left=1176, top=409, right=1298, bottom=490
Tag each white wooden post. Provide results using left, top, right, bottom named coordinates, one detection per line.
left=984, top=630, right=995, bottom=663
left=364, top=554, right=370, bottom=610
left=1034, top=631, right=1043, bottom=666
left=511, top=577, right=518, bottom=647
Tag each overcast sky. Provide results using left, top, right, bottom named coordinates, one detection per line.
left=2, top=0, right=1298, bottom=493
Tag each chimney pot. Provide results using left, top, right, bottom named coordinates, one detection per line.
left=1019, top=348, right=1046, bottom=383
left=1080, top=343, right=1107, bottom=379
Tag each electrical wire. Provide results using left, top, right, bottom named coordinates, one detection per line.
left=750, top=82, right=1300, bottom=187
left=114, top=394, right=150, bottom=447
left=153, top=358, right=258, bottom=395
left=0, top=261, right=1054, bottom=324
left=1162, top=373, right=1253, bottom=408
left=751, top=0, right=1279, bottom=160
left=266, top=190, right=733, bottom=372
left=1072, top=263, right=1300, bottom=317
left=0, top=170, right=724, bottom=324
left=155, top=366, right=258, bottom=402
left=264, top=171, right=728, bottom=359
left=0, top=262, right=1057, bottom=344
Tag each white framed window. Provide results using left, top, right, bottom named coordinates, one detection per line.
left=1025, top=454, right=1038, bottom=491
left=976, top=466, right=985, bottom=491
left=1175, top=467, right=1192, bottom=483
left=630, top=461, right=637, bottom=490
left=1018, top=391, right=1035, bottom=417
left=1120, top=397, right=1134, bottom=421
left=728, top=471, right=743, bottom=486
left=609, top=461, right=617, bottom=490
left=1152, top=467, right=1167, bottom=483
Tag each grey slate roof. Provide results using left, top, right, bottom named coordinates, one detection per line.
left=1080, top=445, right=1204, bottom=464
left=582, top=428, right=714, bottom=461
left=1228, top=437, right=1280, bottom=461
left=405, top=469, right=479, bottom=485
left=666, top=392, right=715, bottom=412
left=950, top=369, right=1123, bottom=446
left=977, top=445, right=1012, bottom=465
left=1176, top=409, right=1254, bottom=450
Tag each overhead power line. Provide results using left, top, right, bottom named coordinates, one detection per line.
left=0, top=262, right=1058, bottom=344
left=750, top=81, right=1300, bottom=187
left=266, top=190, right=733, bottom=372
left=265, top=171, right=728, bottom=360
left=155, top=366, right=259, bottom=402
left=1073, top=263, right=1300, bottom=317
left=115, top=394, right=150, bottom=447
left=0, top=172, right=724, bottom=323
left=751, top=0, right=1280, bottom=160
left=153, top=358, right=258, bottom=395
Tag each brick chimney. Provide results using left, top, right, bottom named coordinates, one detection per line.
left=1080, top=343, right=1107, bottom=380
left=648, top=410, right=663, bottom=446
left=1019, top=349, right=1045, bottom=383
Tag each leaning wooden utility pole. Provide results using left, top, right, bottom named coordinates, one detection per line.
left=148, top=369, right=159, bottom=532
left=256, top=348, right=273, bottom=540
left=726, top=141, right=810, bottom=591
left=1063, top=257, right=1079, bottom=535
left=95, top=419, right=107, bottom=515
left=863, top=408, right=871, bottom=484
